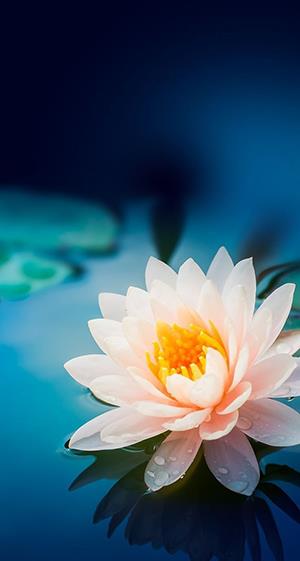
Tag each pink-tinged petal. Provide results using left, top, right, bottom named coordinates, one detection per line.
left=166, top=374, right=196, bottom=406
left=224, top=285, right=249, bottom=346
left=247, top=307, right=272, bottom=363
left=226, top=317, right=238, bottom=369
left=199, top=410, right=239, bottom=440
left=104, top=336, right=144, bottom=369
left=207, top=246, right=234, bottom=292
left=100, top=410, right=167, bottom=445
left=144, top=429, right=202, bottom=491
left=222, top=258, right=256, bottom=320
left=229, top=345, right=249, bottom=390
left=145, top=256, right=177, bottom=291
left=126, top=286, right=154, bottom=323
left=253, top=283, right=295, bottom=357
left=69, top=407, right=133, bottom=450
left=132, top=400, right=193, bottom=418
left=98, top=292, right=126, bottom=321
left=163, top=408, right=211, bottom=431
left=238, top=398, right=300, bottom=446
left=88, top=319, right=122, bottom=353
left=176, top=258, right=206, bottom=309
left=190, top=349, right=227, bottom=408
left=246, top=354, right=296, bottom=400
left=89, top=374, right=148, bottom=406
left=263, top=329, right=300, bottom=359
left=64, top=354, right=126, bottom=386
left=197, top=280, right=226, bottom=338
left=269, top=360, right=300, bottom=398
left=128, top=366, right=174, bottom=403
left=204, top=427, right=260, bottom=495
left=216, top=382, right=252, bottom=415
left=122, top=316, right=156, bottom=356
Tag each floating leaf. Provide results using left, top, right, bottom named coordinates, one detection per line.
left=0, top=188, right=118, bottom=253
left=0, top=252, right=73, bottom=300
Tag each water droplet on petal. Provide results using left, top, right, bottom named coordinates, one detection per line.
left=238, top=416, right=252, bottom=430
left=218, top=466, right=229, bottom=475
left=146, top=470, right=155, bottom=478
left=154, top=471, right=169, bottom=486
left=168, top=456, right=177, bottom=462
left=154, top=455, right=165, bottom=466
left=230, top=480, right=249, bottom=493
left=187, top=449, right=193, bottom=453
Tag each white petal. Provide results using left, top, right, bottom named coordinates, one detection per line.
left=145, top=256, right=177, bottom=291
left=166, top=374, right=196, bottom=406
left=246, top=354, right=296, bottom=399
left=132, top=400, right=193, bottom=417
left=122, top=316, right=156, bottom=356
left=269, top=360, right=300, bottom=398
left=69, top=407, right=132, bottom=450
left=126, top=286, right=154, bottom=323
left=263, top=329, right=300, bottom=359
left=197, top=280, right=226, bottom=338
left=216, top=382, right=252, bottom=415
left=253, top=283, right=295, bottom=357
left=89, top=374, right=147, bottom=406
left=229, top=345, right=249, bottom=390
left=247, top=307, right=273, bottom=363
left=64, top=354, right=125, bottom=386
left=100, top=410, right=166, bottom=445
left=176, top=258, right=206, bottom=309
left=150, top=280, right=193, bottom=326
left=88, top=319, right=122, bottom=353
left=104, top=336, right=144, bottom=369
left=144, top=429, right=202, bottom=491
left=128, top=366, right=173, bottom=402
left=190, top=349, right=227, bottom=408
left=238, top=398, right=300, bottom=446
left=163, top=409, right=211, bottom=431
left=206, top=246, right=234, bottom=291
left=204, top=428, right=260, bottom=495
left=223, top=285, right=250, bottom=345
left=98, top=292, right=126, bottom=321
left=199, top=410, right=239, bottom=440
left=222, top=258, right=256, bottom=320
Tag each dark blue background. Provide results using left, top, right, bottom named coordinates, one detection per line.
left=1, top=4, right=300, bottom=561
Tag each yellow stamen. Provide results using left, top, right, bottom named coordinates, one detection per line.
left=146, top=322, right=227, bottom=386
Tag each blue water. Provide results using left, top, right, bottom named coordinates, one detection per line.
left=1, top=200, right=300, bottom=561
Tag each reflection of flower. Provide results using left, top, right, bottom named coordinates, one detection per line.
left=65, top=247, right=300, bottom=495
left=69, top=444, right=300, bottom=561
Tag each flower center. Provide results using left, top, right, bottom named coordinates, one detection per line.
left=146, top=322, right=227, bottom=385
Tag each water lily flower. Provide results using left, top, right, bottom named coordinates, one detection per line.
left=65, top=248, right=300, bottom=495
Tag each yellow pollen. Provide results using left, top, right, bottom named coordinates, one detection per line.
left=146, top=322, right=227, bottom=385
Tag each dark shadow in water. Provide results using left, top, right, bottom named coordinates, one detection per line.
left=69, top=440, right=300, bottom=561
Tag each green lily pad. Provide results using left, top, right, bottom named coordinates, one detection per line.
left=0, top=252, right=73, bottom=300
left=0, top=188, right=118, bottom=252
